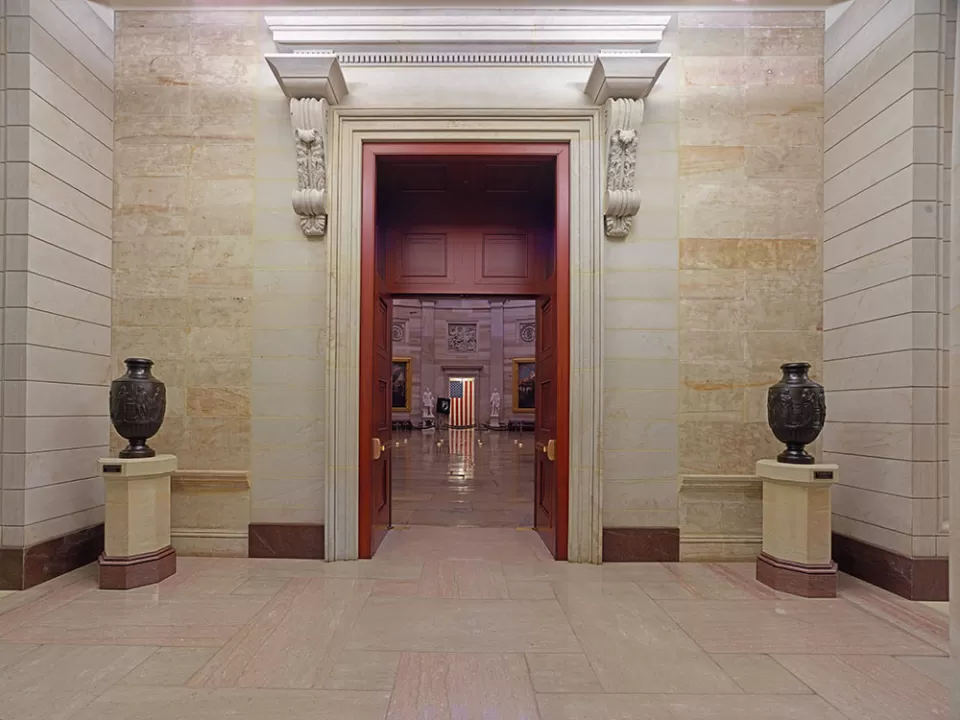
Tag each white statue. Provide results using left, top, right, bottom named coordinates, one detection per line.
left=422, top=388, right=435, bottom=419
left=490, top=388, right=501, bottom=417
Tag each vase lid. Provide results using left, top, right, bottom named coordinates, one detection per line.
left=780, top=362, right=810, bottom=372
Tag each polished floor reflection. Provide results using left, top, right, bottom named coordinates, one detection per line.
left=391, top=429, right=536, bottom=527
left=0, top=527, right=948, bottom=719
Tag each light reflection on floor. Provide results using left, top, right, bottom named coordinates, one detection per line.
left=391, top=428, right=536, bottom=527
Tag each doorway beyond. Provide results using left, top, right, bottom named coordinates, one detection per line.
left=390, top=296, right=538, bottom=528
left=358, top=145, right=571, bottom=560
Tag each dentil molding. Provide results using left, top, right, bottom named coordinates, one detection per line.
left=603, top=98, right=643, bottom=239
left=264, top=10, right=671, bottom=101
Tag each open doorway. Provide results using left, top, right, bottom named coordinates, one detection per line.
left=389, top=296, right=538, bottom=528
left=359, top=146, right=570, bottom=560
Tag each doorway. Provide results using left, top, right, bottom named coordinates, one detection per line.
left=358, top=144, right=571, bottom=560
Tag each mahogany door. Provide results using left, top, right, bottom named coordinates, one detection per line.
left=368, top=270, right=393, bottom=555
left=360, top=163, right=394, bottom=558
left=534, top=293, right=558, bottom=556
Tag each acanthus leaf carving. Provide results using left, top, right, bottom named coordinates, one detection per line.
left=603, top=97, right=643, bottom=239
left=290, top=98, right=328, bottom=238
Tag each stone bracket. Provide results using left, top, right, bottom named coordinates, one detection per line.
left=290, top=97, right=329, bottom=238
left=602, top=97, right=643, bottom=239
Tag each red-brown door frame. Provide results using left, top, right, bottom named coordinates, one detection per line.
left=359, top=142, right=571, bottom=560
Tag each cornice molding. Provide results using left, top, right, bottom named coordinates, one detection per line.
left=264, top=10, right=672, bottom=102
left=265, top=11, right=671, bottom=54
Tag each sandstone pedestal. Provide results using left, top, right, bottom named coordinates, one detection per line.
left=99, top=455, right=178, bottom=590
left=755, top=459, right=839, bottom=598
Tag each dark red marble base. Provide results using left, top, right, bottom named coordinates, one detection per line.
left=756, top=552, right=837, bottom=598
left=249, top=523, right=325, bottom=559
left=832, top=533, right=948, bottom=601
left=0, top=523, right=104, bottom=590
left=99, top=546, right=177, bottom=590
left=602, top=527, right=679, bottom=562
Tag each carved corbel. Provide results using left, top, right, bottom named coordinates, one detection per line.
left=603, top=98, right=643, bottom=239
left=290, top=98, right=328, bottom=237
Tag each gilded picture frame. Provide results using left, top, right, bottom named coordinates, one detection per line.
left=391, top=357, right=412, bottom=412
left=512, top=357, right=536, bottom=413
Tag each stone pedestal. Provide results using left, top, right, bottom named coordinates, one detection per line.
left=755, top=459, right=839, bottom=598
left=99, top=455, right=178, bottom=590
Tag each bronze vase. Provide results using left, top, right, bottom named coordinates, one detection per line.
left=110, top=358, right=166, bottom=459
left=767, top=362, right=826, bottom=465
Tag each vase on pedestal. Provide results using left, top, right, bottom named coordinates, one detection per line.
left=766, top=362, right=826, bottom=465
left=110, top=358, right=167, bottom=459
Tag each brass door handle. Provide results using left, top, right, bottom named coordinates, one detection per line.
left=372, top=438, right=389, bottom=461
left=541, top=439, right=556, bottom=461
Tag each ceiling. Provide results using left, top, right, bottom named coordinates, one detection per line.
left=95, top=0, right=846, bottom=9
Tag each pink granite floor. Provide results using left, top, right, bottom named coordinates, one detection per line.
left=391, top=429, right=536, bottom=527
left=0, top=526, right=950, bottom=719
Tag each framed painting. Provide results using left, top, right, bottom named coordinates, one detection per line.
left=392, top=358, right=412, bottom=412
left=512, top=358, right=536, bottom=413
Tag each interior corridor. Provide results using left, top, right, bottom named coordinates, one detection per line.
left=0, top=527, right=947, bottom=719
left=391, top=430, right=536, bottom=527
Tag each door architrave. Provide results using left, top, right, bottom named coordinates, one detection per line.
left=325, top=110, right=604, bottom=563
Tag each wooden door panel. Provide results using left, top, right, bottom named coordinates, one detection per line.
left=535, top=295, right=558, bottom=555
left=399, top=233, right=449, bottom=278
left=479, top=233, right=530, bottom=279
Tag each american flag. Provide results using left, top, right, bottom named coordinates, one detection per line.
left=448, top=377, right=475, bottom=427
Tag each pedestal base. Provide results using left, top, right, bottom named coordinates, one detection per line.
left=756, top=552, right=837, bottom=598
left=99, top=545, right=177, bottom=590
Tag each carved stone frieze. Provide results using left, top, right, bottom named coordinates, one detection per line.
left=290, top=98, right=328, bottom=238
left=448, top=323, right=478, bottom=353
left=603, top=97, right=643, bottom=239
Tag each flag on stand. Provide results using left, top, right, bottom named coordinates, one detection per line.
left=448, top=377, right=475, bottom=427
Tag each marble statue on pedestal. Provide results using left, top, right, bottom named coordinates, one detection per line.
left=490, top=388, right=501, bottom=426
left=422, top=388, right=435, bottom=420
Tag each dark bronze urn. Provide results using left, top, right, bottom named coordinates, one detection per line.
left=766, top=362, right=826, bottom=465
left=110, top=358, right=166, bottom=459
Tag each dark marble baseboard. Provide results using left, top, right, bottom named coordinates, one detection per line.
left=249, top=523, right=325, bottom=559
left=100, top=546, right=177, bottom=590
left=602, top=527, right=679, bottom=562
left=832, top=532, right=948, bottom=601
left=0, top=523, right=104, bottom=590
left=756, top=552, right=837, bottom=598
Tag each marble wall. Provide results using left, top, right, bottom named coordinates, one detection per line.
left=112, top=11, right=325, bottom=527
left=111, top=9, right=826, bottom=541
left=602, top=10, right=825, bottom=530
left=392, top=298, right=536, bottom=423
left=824, top=0, right=951, bottom=560
left=4, top=0, right=114, bottom=549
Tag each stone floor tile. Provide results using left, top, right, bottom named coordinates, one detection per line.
left=346, top=596, right=581, bottom=653
left=895, top=655, right=955, bottom=688
left=555, top=581, right=740, bottom=693
left=710, top=654, right=812, bottom=694
left=71, top=686, right=391, bottom=720
left=525, top=653, right=603, bottom=693
left=837, top=574, right=950, bottom=654
left=659, top=599, right=945, bottom=655
left=0, top=644, right=156, bottom=720
left=230, top=576, right=291, bottom=596
left=536, top=693, right=848, bottom=720
left=774, top=654, right=949, bottom=720
left=324, top=650, right=402, bottom=690
left=122, top=647, right=219, bottom=686
left=387, top=652, right=538, bottom=719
